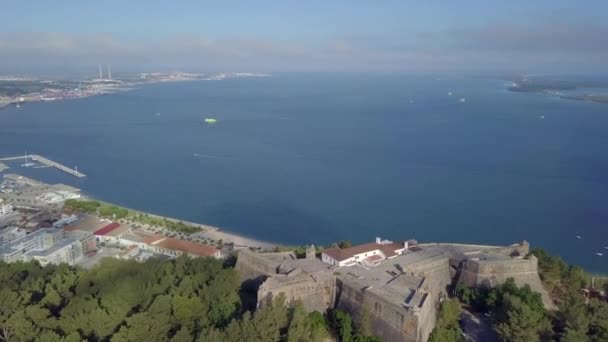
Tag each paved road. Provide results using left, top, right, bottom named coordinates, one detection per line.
left=460, top=308, right=499, bottom=342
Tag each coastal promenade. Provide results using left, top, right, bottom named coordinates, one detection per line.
left=0, top=154, right=85, bottom=177
left=88, top=197, right=276, bottom=249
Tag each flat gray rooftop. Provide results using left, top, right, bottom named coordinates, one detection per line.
left=334, top=243, right=520, bottom=308
left=26, top=237, right=79, bottom=257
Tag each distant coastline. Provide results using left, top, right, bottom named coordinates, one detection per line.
left=0, top=72, right=270, bottom=111
left=505, top=76, right=608, bottom=104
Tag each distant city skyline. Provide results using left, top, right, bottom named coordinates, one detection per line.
left=1, top=0, right=607, bottom=74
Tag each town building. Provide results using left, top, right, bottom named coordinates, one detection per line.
left=0, top=199, right=14, bottom=216
left=65, top=229, right=97, bottom=255
left=116, top=245, right=140, bottom=260
left=118, top=230, right=221, bottom=259
left=148, top=237, right=221, bottom=258
left=0, top=226, right=27, bottom=248
left=93, top=222, right=129, bottom=243
left=321, top=237, right=409, bottom=267
left=27, top=237, right=84, bottom=266
left=52, top=214, right=79, bottom=228
left=118, top=231, right=165, bottom=249
left=36, top=190, right=81, bottom=204
left=0, top=228, right=90, bottom=266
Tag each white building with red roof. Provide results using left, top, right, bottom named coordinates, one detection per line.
left=321, top=237, right=409, bottom=267
left=119, top=231, right=220, bottom=259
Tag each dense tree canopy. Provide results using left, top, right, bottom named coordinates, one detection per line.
left=533, top=249, right=608, bottom=342
left=64, top=199, right=101, bottom=214
left=457, top=278, right=552, bottom=342
left=428, top=299, right=463, bottom=342
left=0, top=257, right=241, bottom=341
left=0, top=256, right=379, bottom=342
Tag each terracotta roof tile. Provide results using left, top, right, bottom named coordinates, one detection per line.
left=142, top=233, right=166, bottom=245
left=155, top=238, right=219, bottom=257
left=93, top=222, right=121, bottom=236
left=104, top=224, right=129, bottom=236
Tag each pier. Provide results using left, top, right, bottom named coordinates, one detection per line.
left=0, top=154, right=85, bottom=178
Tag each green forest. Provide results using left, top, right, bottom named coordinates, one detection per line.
left=0, top=256, right=377, bottom=342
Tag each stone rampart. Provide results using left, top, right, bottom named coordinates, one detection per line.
left=459, top=256, right=538, bottom=286
left=258, top=271, right=336, bottom=313
left=235, top=249, right=286, bottom=285
left=458, top=255, right=556, bottom=309
left=336, top=277, right=439, bottom=342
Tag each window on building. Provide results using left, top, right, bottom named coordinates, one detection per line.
left=396, top=311, right=404, bottom=327
left=374, top=302, right=382, bottom=315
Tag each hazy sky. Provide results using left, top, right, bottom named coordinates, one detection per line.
left=1, top=0, right=607, bottom=74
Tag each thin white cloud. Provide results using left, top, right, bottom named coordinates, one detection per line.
left=0, top=20, right=607, bottom=73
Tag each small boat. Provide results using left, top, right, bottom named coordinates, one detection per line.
left=596, top=253, right=603, bottom=256
left=204, top=118, right=217, bottom=124
left=409, top=100, right=414, bottom=104
left=538, top=115, right=545, bottom=119
left=448, top=92, right=453, bottom=96
left=459, top=98, right=466, bottom=103
left=15, top=103, right=21, bottom=108
left=576, top=235, right=582, bottom=239
left=155, top=113, right=161, bottom=116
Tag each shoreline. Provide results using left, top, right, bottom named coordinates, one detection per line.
left=0, top=167, right=278, bottom=250
left=81, top=195, right=278, bottom=250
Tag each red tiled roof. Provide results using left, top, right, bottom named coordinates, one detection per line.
left=104, top=224, right=129, bottom=236
left=365, top=255, right=384, bottom=264
left=93, top=222, right=121, bottom=236
left=155, top=238, right=219, bottom=257
left=143, top=233, right=166, bottom=245
left=323, top=241, right=404, bottom=262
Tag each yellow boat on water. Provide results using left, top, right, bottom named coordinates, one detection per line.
left=204, top=118, right=217, bottom=124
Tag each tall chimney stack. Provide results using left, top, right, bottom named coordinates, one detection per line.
left=98, top=64, right=103, bottom=79
left=107, top=65, right=111, bottom=80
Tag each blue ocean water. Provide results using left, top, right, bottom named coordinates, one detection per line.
left=1, top=74, right=607, bottom=272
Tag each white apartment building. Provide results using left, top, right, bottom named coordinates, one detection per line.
left=0, top=228, right=86, bottom=266
left=0, top=199, right=14, bottom=216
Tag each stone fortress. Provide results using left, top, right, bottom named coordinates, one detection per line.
left=236, top=238, right=554, bottom=342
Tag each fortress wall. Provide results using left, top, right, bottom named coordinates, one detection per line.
left=492, top=242, right=530, bottom=257
left=415, top=295, right=437, bottom=342
left=337, top=280, right=417, bottom=342
left=458, top=255, right=557, bottom=310
left=335, top=261, right=450, bottom=342
left=416, top=268, right=450, bottom=341
left=258, top=274, right=335, bottom=313
left=460, top=256, right=538, bottom=287
left=402, top=255, right=450, bottom=274
left=235, top=250, right=282, bottom=282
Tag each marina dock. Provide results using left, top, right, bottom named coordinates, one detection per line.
left=0, top=154, right=85, bottom=178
